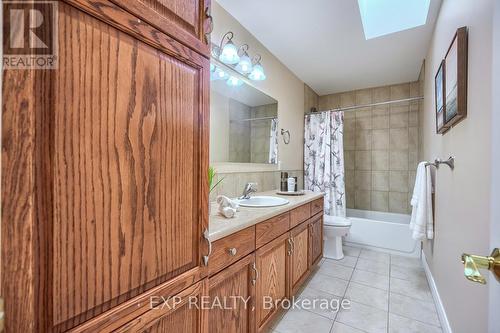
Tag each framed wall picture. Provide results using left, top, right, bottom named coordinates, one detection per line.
left=435, top=60, right=448, bottom=134
left=444, top=26, right=468, bottom=127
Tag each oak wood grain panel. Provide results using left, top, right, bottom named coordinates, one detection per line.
left=113, top=279, right=208, bottom=333
left=255, top=212, right=290, bottom=248
left=208, top=254, right=255, bottom=333
left=309, top=214, right=323, bottom=267
left=255, top=233, right=289, bottom=332
left=209, top=226, right=255, bottom=276
left=290, top=203, right=311, bottom=228
left=310, top=198, right=324, bottom=216
left=109, top=0, right=210, bottom=56
left=289, top=223, right=310, bottom=296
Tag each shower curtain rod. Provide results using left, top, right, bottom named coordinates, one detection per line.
left=231, top=116, right=277, bottom=122
left=305, top=96, right=423, bottom=115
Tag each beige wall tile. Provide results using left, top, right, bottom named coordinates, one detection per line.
left=390, top=128, right=409, bottom=150
left=390, top=150, right=409, bottom=171
left=390, top=112, right=409, bottom=128
left=372, top=129, right=390, bottom=150
left=410, top=81, right=420, bottom=97
left=371, top=191, right=389, bottom=212
left=355, top=89, right=373, bottom=105
left=346, top=192, right=355, bottom=209
left=373, top=115, right=389, bottom=129
left=345, top=151, right=355, bottom=170
left=345, top=169, right=355, bottom=191
left=373, top=86, right=390, bottom=103
left=373, top=104, right=389, bottom=116
left=355, top=151, right=372, bottom=170
left=355, top=108, right=372, bottom=129
left=390, top=83, right=410, bottom=100
left=340, top=92, right=356, bottom=107
left=328, top=94, right=341, bottom=109
left=372, top=151, right=389, bottom=170
left=355, top=170, right=372, bottom=190
left=389, top=192, right=409, bottom=214
left=390, top=171, right=409, bottom=192
left=409, top=127, right=419, bottom=150
left=409, top=110, right=419, bottom=127
left=372, top=171, right=389, bottom=191
left=356, top=130, right=372, bottom=150
left=344, top=131, right=356, bottom=150
left=408, top=151, right=419, bottom=171
left=355, top=190, right=371, bottom=210
left=217, top=173, right=237, bottom=198
left=408, top=171, right=417, bottom=194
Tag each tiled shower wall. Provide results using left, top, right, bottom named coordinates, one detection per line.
left=318, top=82, right=421, bottom=214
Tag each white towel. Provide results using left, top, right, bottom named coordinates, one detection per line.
left=409, top=162, right=434, bottom=240
left=216, top=195, right=239, bottom=218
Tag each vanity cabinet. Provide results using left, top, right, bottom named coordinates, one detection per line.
left=289, top=222, right=311, bottom=296
left=309, top=213, right=324, bottom=266
left=255, top=233, right=290, bottom=333
left=208, top=254, right=256, bottom=333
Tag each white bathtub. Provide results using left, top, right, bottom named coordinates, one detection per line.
left=343, top=209, right=420, bottom=257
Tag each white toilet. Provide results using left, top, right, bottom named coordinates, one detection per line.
left=323, top=215, right=352, bottom=260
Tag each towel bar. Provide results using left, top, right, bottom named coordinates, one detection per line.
left=425, top=156, right=455, bottom=170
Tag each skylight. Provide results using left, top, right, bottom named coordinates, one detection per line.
left=358, top=0, right=431, bottom=40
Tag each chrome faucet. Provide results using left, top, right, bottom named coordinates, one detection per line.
left=240, top=182, right=258, bottom=199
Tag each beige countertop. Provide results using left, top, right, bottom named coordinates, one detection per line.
left=209, top=190, right=324, bottom=241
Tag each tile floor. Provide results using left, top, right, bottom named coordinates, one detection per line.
left=271, top=246, right=443, bottom=333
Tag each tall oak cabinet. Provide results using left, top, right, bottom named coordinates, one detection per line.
left=2, top=0, right=212, bottom=332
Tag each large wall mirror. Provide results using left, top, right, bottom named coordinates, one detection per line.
left=210, top=61, right=278, bottom=166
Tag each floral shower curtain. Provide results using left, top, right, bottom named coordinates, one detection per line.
left=268, top=118, right=278, bottom=164
left=304, top=111, right=346, bottom=217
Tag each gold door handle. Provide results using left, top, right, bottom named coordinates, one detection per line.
left=461, top=248, right=500, bottom=284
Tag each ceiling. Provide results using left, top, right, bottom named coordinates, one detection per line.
left=216, top=0, right=442, bottom=95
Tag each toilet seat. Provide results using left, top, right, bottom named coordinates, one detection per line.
left=323, top=215, right=351, bottom=227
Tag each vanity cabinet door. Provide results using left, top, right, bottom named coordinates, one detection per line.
left=289, top=222, right=311, bottom=296
left=208, top=254, right=256, bottom=333
left=309, top=214, right=324, bottom=267
left=255, top=233, right=289, bottom=333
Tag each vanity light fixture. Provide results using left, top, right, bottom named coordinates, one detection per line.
left=248, top=55, right=266, bottom=81
left=235, top=44, right=253, bottom=74
left=226, top=76, right=244, bottom=87
left=218, top=32, right=240, bottom=65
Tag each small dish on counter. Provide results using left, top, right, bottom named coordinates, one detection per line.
left=276, top=190, right=306, bottom=196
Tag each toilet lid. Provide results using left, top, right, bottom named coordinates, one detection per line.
left=323, top=215, right=351, bottom=227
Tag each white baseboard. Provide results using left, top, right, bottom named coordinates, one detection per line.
left=421, top=250, right=452, bottom=333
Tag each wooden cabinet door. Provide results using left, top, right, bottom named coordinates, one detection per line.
left=2, top=1, right=210, bottom=332
left=309, top=214, right=324, bottom=267
left=110, top=0, right=211, bottom=56
left=255, top=233, right=289, bottom=333
left=208, top=254, right=256, bottom=333
left=289, top=222, right=310, bottom=296
left=113, top=279, right=209, bottom=333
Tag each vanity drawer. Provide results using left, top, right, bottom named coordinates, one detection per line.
left=209, top=226, right=255, bottom=275
left=311, top=198, right=324, bottom=216
left=256, top=212, right=290, bottom=248
left=290, top=203, right=311, bottom=228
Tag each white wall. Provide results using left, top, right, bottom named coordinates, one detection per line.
left=421, top=1, right=494, bottom=332
left=211, top=3, right=305, bottom=170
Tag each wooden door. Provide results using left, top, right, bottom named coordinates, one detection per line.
left=111, top=0, right=212, bottom=55
left=309, top=214, right=324, bottom=267
left=113, top=279, right=209, bottom=333
left=208, top=254, right=256, bottom=333
left=289, top=222, right=310, bottom=296
left=255, top=233, right=289, bottom=333
left=2, top=1, right=210, bottom=332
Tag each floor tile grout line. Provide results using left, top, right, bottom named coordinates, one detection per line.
left=389, top=290, right=435, bottom=304
left=388, top=311, right=443, bottom=329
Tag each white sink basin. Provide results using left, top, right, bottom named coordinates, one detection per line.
left=235, top=196, right=289, bottom=208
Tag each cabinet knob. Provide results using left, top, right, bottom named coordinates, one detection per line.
left=228, top=247, right=237, bottom=256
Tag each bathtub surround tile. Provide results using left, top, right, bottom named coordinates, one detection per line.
left=340, top=92, right=356, bottom=108
left=372, top=115, right=389, bottom=129
left=355, top=152, right=372, bottom=171
left=354, top=171, right=371, bottom=190
left=344, top=118, right=356, bottom=133
left=354, top=190, right=371, bottom=210
left=326, top=256, right=358, bottom=268
left=319, top=260, right=355, bottom=281
left=389, top=128, right=409, bottom=150
left=331, top=322, right=366, bottom=333
left=372, top=129, right=389, bottom=150
left=389, top=192, right=409, bottom=214
left=355, top=89, right=373, bottom=105
left=344, top=131, right=356, bottom=151
left=372, top=151, right=389, bottom=171
left=344, top=151, right=355, bottom=170
left=371, top=191, right=389, bottom=212
left=389, top=313, right=442, bottom=333
left=345, top=282, right=389, bottom=311
left=410, top=82, right=420, bottom=98
left=389, top=111, right=409, bottom=128
left=408, top=127, right=419, bottom=150
left=351, top=269, right=390, bottom=291
left=390, top=277, right=433, bottom=302
left=390, top=83, right=410, bottom=100
left=359, top=249, right=390, bottom=264
left=389, top=171, right=409, bottom=192
left=389, top=293, right=440, bottom=327
left=408, top=171, right=417, bottom=193
left=389, top=151, right=409, bottom=171
left=308, top=273, right=349, bottom=297
left=336, top=301, right=388, bottom=333
left=373, top=86, right=391, bottom=103
left=346, top=193, right=355, bottom=209
left=408, top=110, right=419, bottom=127
left=274, top=307, right=334, bottom=333
left=298, top=286, right=342, bottom=320
left=355, top=130, right=372, bottom=150
left=356, top=258, right=390, bottom=276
